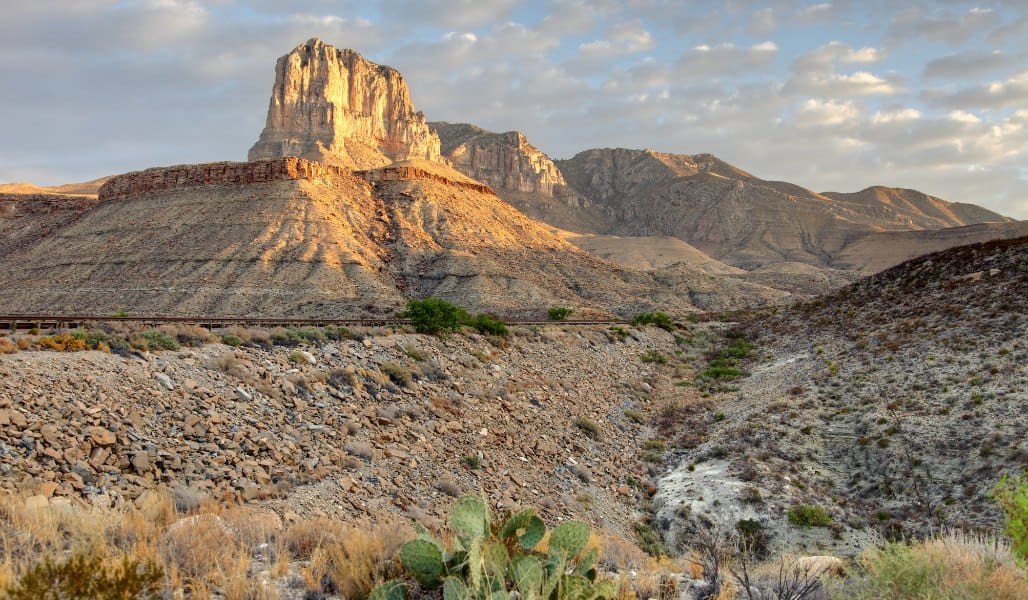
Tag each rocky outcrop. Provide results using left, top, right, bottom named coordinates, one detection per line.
left=430, top=122, right=567, bottom=197
left=248, top=38, right=441, bottom=169
left=98, top=158, right=351, bottom=200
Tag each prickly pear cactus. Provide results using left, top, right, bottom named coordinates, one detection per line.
left=442, top=576, right=470, bottom=600
left=369, top=580, right=406, bottom=600
left=549, top=520, right=590, bottom=558
left=452, top=495, right=489, bottom=544
left=399, top=538, right=445, bottom=589
left=511, top=555, right=543, bottom=600
left=500, top=509, right=546, bottom=550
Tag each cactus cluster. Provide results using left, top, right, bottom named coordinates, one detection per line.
left=371, top=495, right=618, bottom=600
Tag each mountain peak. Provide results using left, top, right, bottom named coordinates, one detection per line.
left=248, top=39, right=440, bottom=169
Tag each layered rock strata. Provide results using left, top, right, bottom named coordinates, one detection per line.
left=98, top=158, right=348, bottom=201
left=248, top=38, right=440, bottom=169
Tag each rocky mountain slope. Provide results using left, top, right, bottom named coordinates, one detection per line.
left=0, top=324, right=681, bottom=538
left=429, top=123, right=1022, bottom=298
left=248, top=38, right=440, bottom=170
left=0, top=157, right=758, bottom=316
left=653, top=236, right=1027, bottom=557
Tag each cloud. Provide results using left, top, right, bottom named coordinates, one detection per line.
left=792, top=41, right=884, bottom=75
left=674, top=41, right=778, bottom=79
left=923, top=70, right=1028, bottom=111
left=886, top=6, right=1001, bottom=46
left=785, top=70, right=901, bottom=97
left=747, top=8, right=777, bottom=35
left=924, top=50, right=1019, bottom=79
left=987, top=15, right=1028, bottom=44
left=795, top=98, right=860, bottom=127
left=376, top=0, right=524, bottom=29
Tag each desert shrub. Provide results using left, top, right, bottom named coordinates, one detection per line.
left=370, top=495, right=620, bottom=599
left=402, top=298, right=469, bottom=334
left=632, top=520, right=668, bottom=558
left=699, top=365, right=743, bottom=380
left=469, top=313, right=509, bottom=336
left=380, top=362, right=413, bottom=387
left=623, top=409, right=645, bottom=423
left=575, top=417, right=601, bottom=439
left=632, top=312, right=674, bottom=331
left=0, top=338, right=15, bottom=354
left=788, top=504, right=833, bottom=527
left=161, top=324, right=212, bottom=346
left=640, top=350, right=666, bottom=364
left=735, top=519, right=770, bottom=558
left=138, top=330, right=180, bottom=351
left=37, top=334, right=88, bottom=352
left=461, top=455, right=481, bottom=470
left=221, top=334, right=243, bottom=347
left=4, top=553, right=163, bottom=600
left=287, top=351, right=306, bottom=364
left=548, top=306, right=573, bottom=320
left=272, top=327, right=326, bottom=347
left=993, top=472, right=1028, bottom=566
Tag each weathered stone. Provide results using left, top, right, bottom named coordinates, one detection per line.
left=248, top=38, right=441, bottom=169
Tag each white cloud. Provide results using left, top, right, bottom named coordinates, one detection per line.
left=872, top=108, right=921, bottom=124
left=886, top=6, right=1001, bottom=46
left=795, top=98, right=860, bottom=127
left=924, top=50, right=1018, bottom=79
left=675, top=41, right=778, bottom=79
left=924, top=70, right=1028, bottom=111
left=792, top=41, right=885, bottom=75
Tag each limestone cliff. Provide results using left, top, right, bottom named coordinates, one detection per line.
left=248, top=38, right=440, bottom=170
left=430, top=122, right=566, bottom=197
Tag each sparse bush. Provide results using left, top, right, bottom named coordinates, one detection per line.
left=402, top=298, right=469, bottom=334
left=138, top=329, right=180, bottom=351
left=0, top=338, right=15, bottom=354
left=461, top=455, right=481, bottom=470
left=632, top=312, right=674, bottom=331
left=287, top=350, right=306, bottom=364
left=575, top=417, right=601, bottom=439
left=548, top=306, right=573, bottom=320
left=623, top=409, right=645, bottom=423
left=4, top=553, right=163, bottom=600
left=381, top=362, right=413, bottom=387
left=788, top=504, right=833, bottom=527
left=469, top=313, right=509, bottom=336
left=640, top=349, right=667, bottom=364
left=221, top=334, right=243, bottom=347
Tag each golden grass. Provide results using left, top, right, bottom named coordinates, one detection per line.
left=857, top=531, right=1028, bottom=600
left=0, top=338, right=15, bottom=354
left=0, top=488, right=409, bottom=598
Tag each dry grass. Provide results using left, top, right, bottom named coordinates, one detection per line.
left=0, top=488, right=410, bottom=598
left=855, top=531, right=1028, bottom=600
left=0, top=338, right=15, bottom=354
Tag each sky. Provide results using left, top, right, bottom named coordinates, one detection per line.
left=1, top=1, right=1026, bottom=219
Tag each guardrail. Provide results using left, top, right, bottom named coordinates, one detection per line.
left=0, top=315, right=633, bottom=332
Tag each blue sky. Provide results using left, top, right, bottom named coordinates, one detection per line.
left=1, top=0, right=1026, bottom=218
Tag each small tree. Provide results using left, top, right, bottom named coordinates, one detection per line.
left=402, top=298, right=469, bottom=334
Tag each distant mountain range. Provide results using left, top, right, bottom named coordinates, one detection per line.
left=0, top=38, right=1023, bottom=317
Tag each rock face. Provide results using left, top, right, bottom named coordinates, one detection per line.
left=248, top=38, right=441, bottom=169
left=430, top=122, right=567, bottom=197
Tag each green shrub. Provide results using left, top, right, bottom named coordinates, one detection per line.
left=402, top=298, right=469, bottom=334
left=699, top=366, right=742, bottom=380
left=138, top=330, right=180, bottom=351
left=221, top=334, right=243, bottom=347
left=632, top=520, right=667, bottom=558
left=623, top=409, right=645, bottom=424
left=5, top=553, right=163, bottom=599
left=371, top=495, right=618, bottom=599
left=787, top=504, right=833, bottom=527
left=461, top=455, right=481, bottom=470
left=632, top=312, right=674, bottom=331
left=469, top=314, right=509, bottom=336
left=548, top=306, right=573, bottom=320
left=993, top=472, right=1028, bottom=566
